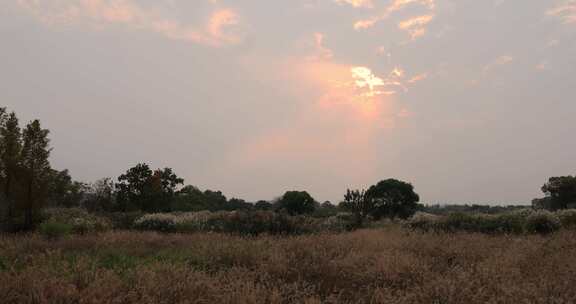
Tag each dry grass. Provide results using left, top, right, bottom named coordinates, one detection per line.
left=1, top=228, right=576, bottom=303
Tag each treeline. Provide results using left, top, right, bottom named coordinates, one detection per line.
left=2, top=107, right=575, bottom=232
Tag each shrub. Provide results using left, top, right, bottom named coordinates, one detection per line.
left=38, top=221, right=73, bottom=240
left=525, top=210, right=561, bottom=234
left=436, top=213, right=480, bottom=232
left=42, top=208, right=112, bottom=234
left=490, top=212, right=526, bottom=234
left=405, top=212, right=439, bottom=232
left=557, top=209, right=576, bottom=229
left=103, top=212, right=144, bottom=230
left=133, top=214, right=177, bottom=233
left=317, top=214, right=356, bottom=232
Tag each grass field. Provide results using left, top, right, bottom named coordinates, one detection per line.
left=1, top=228, right=576, bottom=303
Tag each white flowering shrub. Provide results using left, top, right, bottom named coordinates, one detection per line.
left=133, top=213, right=178, bottom=233
left=525, top=210, right=561, bottom=234
left=42, top=208, right=111, bottom=234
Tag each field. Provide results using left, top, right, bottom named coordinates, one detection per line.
left=1, top=228, right=576, bottom=304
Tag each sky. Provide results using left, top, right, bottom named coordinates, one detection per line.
left=1, top=0, right=575, bottom=204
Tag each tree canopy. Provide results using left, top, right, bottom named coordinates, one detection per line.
left=365, top=179, right=420, bottom=219
left=275, top=191, right=317, bottom=215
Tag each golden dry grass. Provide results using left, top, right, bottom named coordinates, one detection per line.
left=1, top=228, right=576, bottom=303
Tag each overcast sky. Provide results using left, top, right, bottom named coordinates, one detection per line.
left=1, top=0, right=575, bottom=204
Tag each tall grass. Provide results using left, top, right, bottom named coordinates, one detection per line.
left=1, top=228, right=576, bottom=303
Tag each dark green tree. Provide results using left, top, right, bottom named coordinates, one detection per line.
left=47, top=169, right=87, bottom=208
left=275, top=191, right=317, bottom=215
left=20, top=120, right=52, bottom=228
left=116, top=163, right=153, bottom=211
left=365, top=179, right=420, bottom=219
left=541, top=176, right=576, bottom=210
left=254, top=200, right=273, bottom=210
left=116, top=163, right=183, bottom=212
left=341, top=189, right=374, bottom=226
left=84, top=177, right=116, bottom=212
left=0, top=110, right=22, bottom=223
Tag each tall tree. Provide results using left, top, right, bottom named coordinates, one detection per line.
left=0, top=110, right=22, bottom=226
left=20, top=120, right=52, bottom=228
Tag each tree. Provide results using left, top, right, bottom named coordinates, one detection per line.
left=47, top=169, right=87, bottom=208
left=341, top=189, right=374, bottom=226
left=84, top=177, right=116, bottom=212
left=0, top=110, right=22, bottom=223
left=365, top=179, right=420, bottom=219
left=20, top=120, right=52, bottom=228
left=275, top=191, right=317, bottom=215
left=541, top=176, right=576, bottom=210
left=116, top=163, right=183, bottom=212
left=173, top=185, right=207, bottom=211
left=254, top=200, right=273, bottom=210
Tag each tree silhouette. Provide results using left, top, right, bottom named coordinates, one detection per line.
left=276, top=191, right=317, bottom=215
left=341, top=189, right=373, bottom=226
left=541, top=176, right=576, bottom=210
left=366, top=179, right=420, bottom=219
left=20, top=120, right=52, bottom=228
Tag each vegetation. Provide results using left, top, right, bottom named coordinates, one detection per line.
left=4, top=106, right=576, bottom=302
left=2, top=229, right=576, bottom=303
left=404, top=209, right=576, bottom=235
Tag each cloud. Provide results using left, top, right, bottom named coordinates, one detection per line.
left=398, top=14, right=434, bottom=40
left=309, top=32, right=334, bottom=60
left=352, top=0, right=436, bottom=40
left=547, top=0, right=576, bottom=24
left=334, top=0, right=374, bottom=8
left=15, top=0, right=244, bottom=47
left=482, top=55, right=514, bottom=75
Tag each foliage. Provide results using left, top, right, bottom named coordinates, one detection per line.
left=557, top=209, right=576, bottom=229
left=405, top=209, right=574, bottom=235
left=539, top=176, right=576, bottom=210
left=275, top=191, right=317, bottom=215
left=423, top=204, right=528, bottom=215
left=405, top=212, right=439, bottom=232
left=4, top=229, right=576, bottom=303
left=43, top=208, right=111, bottom=234
left=341, top=189, right=373, bottom=227
left=133, top=213, right=178, bottom=233
left=366, top=179, right=420, bottom=219
left=38, top=221, right=73, bottom=240
left=0, top=110, right=54, bottom=230
left=103, top=211, right=143, bottom=230
left=46, top=169, right=87, bottom=208
left=132, top=210, right=352, bottom=235
left=116, top=164, right=183, bottom=212
left=524, top=210, right=561, bottom=234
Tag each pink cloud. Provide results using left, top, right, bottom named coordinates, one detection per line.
left=16, top=0, right=244, bottom=47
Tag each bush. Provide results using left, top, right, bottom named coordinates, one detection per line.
left=133, top=214, right=177, bottom=233
left=405, top=212, right=439, bottom=232
left=133, top=211, right=337, bottom=235
left=42, top=208, right=112, bottom=234
left=525, top=211, right=561, bottom=234
left=557, top=209, right=576, bottom=229
left=103, top=212, right=144, bottom=230
left=38, top=221, right=73, bottom=240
